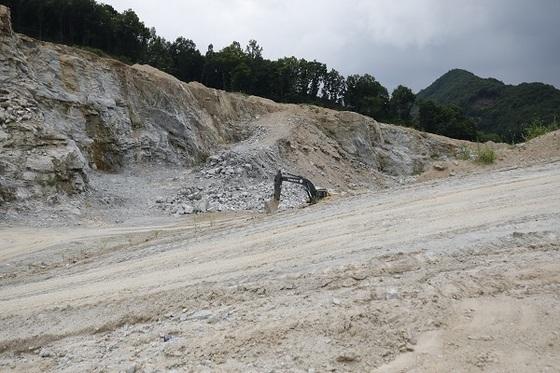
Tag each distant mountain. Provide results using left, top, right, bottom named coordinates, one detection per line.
left=417, top=69, right=560, bottom=142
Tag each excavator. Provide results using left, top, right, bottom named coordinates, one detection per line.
left=265, top=170, right=328, bottom=213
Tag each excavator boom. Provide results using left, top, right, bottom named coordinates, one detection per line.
left=266, top=170, right=327, bottom=213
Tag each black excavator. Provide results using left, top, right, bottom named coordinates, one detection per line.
left=265, top=170, right=328, bottom=212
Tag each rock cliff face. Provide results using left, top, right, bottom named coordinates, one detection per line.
left=0, top=5, right=278, bottom=203
left=0, top=5, right=461, bottom=206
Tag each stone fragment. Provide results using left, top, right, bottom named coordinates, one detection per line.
left=433, top=163, right=448, bottom=171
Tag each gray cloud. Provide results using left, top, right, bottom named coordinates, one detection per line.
left=101, top=0, right=560, bottom=91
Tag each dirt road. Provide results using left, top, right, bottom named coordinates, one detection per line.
left=1, top=162, right=559, bottom=372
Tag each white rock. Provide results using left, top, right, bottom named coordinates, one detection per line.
left=38, top=348, right=52, bottom=358
left=196, top=198, right=209, bottom=213
left=433, top=163, right=447, bottom=171
left=187, top=310, right=213, bottom=321
left=182, top=204, right=194, bottom=214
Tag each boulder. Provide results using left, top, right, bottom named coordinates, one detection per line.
left=433, top=162, right=448, bottom=171
left=182, top=204, right=194, bottom=214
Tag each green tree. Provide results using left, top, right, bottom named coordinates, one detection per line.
left=2, top=0, right=151, bottom=62
left=322, top=69, right=346, bottom=106
left=201, top=44, right=221, bottom=88
left=296, top=58, right=311, bottom=99
left=418, top=101, right=477, bottom=140
left=389, top=85, right=415, bottom=124
left=271, top=57, right=300, bottom=102
left=249, top=58, right=275, bottom=98
left=307, top=60, right=327, bottom=99
left=212, top=41, right=246, bottom=90
left=114, top=9, right=150, bottom=61
left=145, top=28, right=173, bottom=73
left=170, top=37, right=204, bottom=82
left=345, top=74, right=389, bottom=120
left=231, top=62, right=252, bottom=92
left=244, top=40, right=268, bottom=95
left=245, top=39, right=263, bottom=60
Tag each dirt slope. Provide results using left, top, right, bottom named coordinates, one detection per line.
left=1, top=161, right=558, bottom=372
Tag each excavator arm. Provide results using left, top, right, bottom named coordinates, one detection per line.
left=273, top=170, right=328, bottom=205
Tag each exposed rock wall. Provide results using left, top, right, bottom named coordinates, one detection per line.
left=0, top=6, right=88, bottom=202
left=0, top=5, right=280, bottom=203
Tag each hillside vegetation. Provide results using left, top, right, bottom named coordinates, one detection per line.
left=417, top=69, right=560, bottom=142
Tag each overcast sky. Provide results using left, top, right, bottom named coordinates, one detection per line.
left=101, top=0, right=560, bottom=92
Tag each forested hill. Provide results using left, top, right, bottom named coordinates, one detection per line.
left=417, top=69, right=560, bottom=142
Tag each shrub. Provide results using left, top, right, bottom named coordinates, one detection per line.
left=476, top=146, right=496, bottom=164
left=523, top=119, right=559, bottom=141
left=456, top=145, right=473, bottom=160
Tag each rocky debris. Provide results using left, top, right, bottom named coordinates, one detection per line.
left=183, top=310, right=213, bottom=321
left=38, top=348, right=52, bottom=358
left=161, top=335, right=173, bottom=343
left=433, top=162, right=448, bottom=171
left=158, top=175, right=309, bottom=214
left=202, top=154, right=260, bottom=179
left=156, top=137, right=318, bottom=214
left=199, top=150, right=264, bottom=180
left=0, top=91, right=42, bottom=126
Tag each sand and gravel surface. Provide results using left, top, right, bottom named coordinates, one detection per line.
left=1, top=161, right=559, bottom=372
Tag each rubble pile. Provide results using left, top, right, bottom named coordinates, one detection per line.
left=158, top=178, right=309, bottom=214
left=157, top=149, right=311, bottom=214
left=153, top=128, right=319, bottom=214
left=200, top=152, right=262, bottom=180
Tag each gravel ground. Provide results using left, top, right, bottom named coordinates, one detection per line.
left=0, top=161, right=559, bottom=372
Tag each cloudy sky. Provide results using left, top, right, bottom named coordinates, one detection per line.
left=101, top=0, right=560, bottom=92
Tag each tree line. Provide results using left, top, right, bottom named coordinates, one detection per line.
left=1, top=0, right=478, bottom=141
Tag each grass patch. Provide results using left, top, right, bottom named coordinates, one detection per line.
left=523, top=119, right=559, bottom=141
left=476, top=145, right=496, bottom=164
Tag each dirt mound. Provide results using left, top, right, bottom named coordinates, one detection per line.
left=509, top=129, right=560, bottom=164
